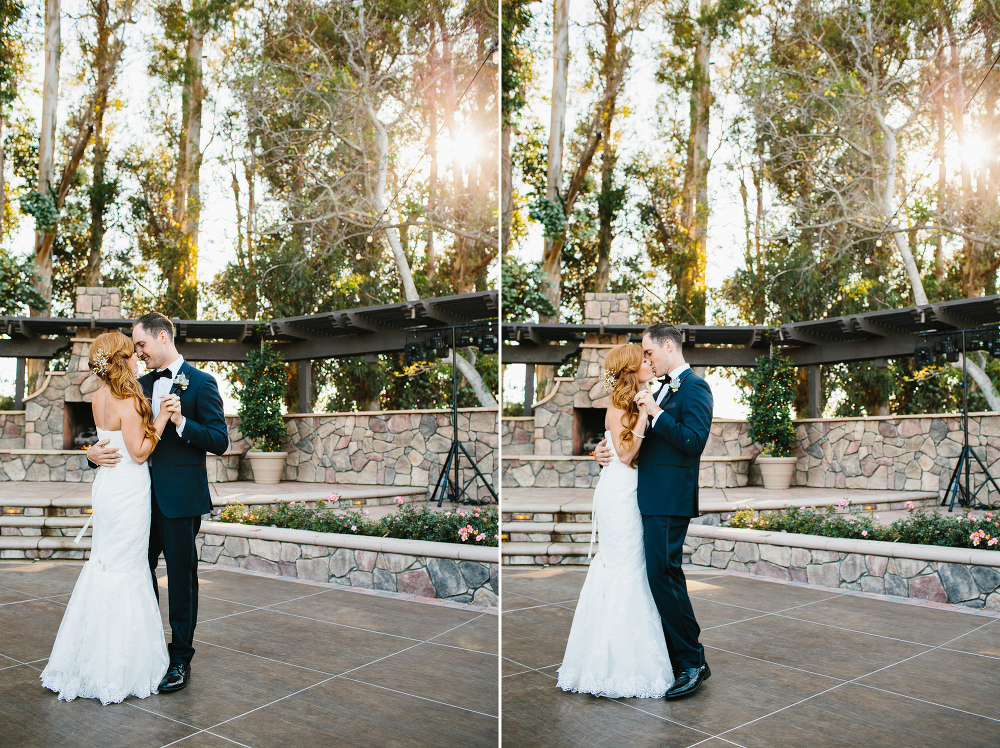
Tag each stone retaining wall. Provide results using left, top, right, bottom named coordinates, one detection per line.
left=218, top=409, right=498, bottom=497
left=502, top=412, right=1000, bottom=496
left=197, top=523, right=498, bottom=606
left=0, top=405, right=498, bottom=497
left=685, top=526, right=1000, bottom=611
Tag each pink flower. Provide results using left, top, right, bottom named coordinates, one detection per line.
left=350, top=525, right=357, bottom=531
left=838, top=499, right=850, bottom=508
left=476, top=533, right=486, bottom=542
left=905, top=501, right=915, bottom=510
left=862, top=530, right=868, bottom=536
left=990, top=538, right=998, bottom=547
left=394, top=496, right=405, bottom=505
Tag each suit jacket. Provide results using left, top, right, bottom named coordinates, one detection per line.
left=90, top=362, right=230, bottom=519
left=636, top=368, right=714, bottom=518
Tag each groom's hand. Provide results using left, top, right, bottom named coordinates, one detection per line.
left=87, top=439, right=121, bottom=467
left=634, top=389, right=662, bottom=419
left=593, top=438, right=613, bottom=466
left=161, top=394, right=184, bottom=426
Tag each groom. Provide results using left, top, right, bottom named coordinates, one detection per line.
left=596, top=322, right=714, bottom=698
left=87, top=312, right=229, bottom=693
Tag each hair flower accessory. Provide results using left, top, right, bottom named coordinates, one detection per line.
left=91, top=349, right=111, bottom=376
left=172, top=373, right=190, bottom=392
left=601, top=368, right=617, bottom=392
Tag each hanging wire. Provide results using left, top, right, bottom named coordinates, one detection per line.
left=363, top=41, right=499, bottom=246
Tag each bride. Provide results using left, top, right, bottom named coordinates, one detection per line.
left=557, top=343, right=673, bottom=698
left=41, top=332, right=175, bottom=704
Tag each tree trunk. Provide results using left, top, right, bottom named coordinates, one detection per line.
left=28, top=0, right=60, bottom=385
left=501, top=123, right=512, bottom=254
left=536, top=0, right=570, bottom=394
left=679, top=0, right=713, bottom=325
left=84, top=0, right=112, bottom=285
left=542, top=0, right=569, bottom=320
left=367, top=104, right=420, bottom=302
left=593, top=0, right=618, bottom=293
left=33, top=0, right=60, bottom=310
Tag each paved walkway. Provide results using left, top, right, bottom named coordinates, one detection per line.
left=503, top=566, right=999, bottom=747
left=0, top=562, right=498, bottom=747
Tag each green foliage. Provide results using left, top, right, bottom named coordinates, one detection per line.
left=501, top=0, right=534, bottom=128
left=528, top=195, right=567, bottom=238
left=218, top=498, right=499, bottom=547
left=324, top=352, right=497, bottom=412
left=743, top=351, right=796, bottom=456
left=0, top=249, right=46, bottom=314
left=501, top=254, right=556, bottom=321
left=234, top=342, right=288, bottom=451
left=728, top=503, right=1000, bottom=551
left=19, top=189, right=58, bottom=234
left=0, top=0, right=25, bottom=110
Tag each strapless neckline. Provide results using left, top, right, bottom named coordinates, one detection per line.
left=96, top=428, right=122, bottom=434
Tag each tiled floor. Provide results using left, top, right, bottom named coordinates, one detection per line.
left=0, top=561, right=498, bottom=747
left=502, top=566, right=1000, bottom=747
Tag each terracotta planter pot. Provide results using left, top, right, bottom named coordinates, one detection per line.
left=247, top=451, right=288, bottom=484
left=756, top=456, right=798, bottom=490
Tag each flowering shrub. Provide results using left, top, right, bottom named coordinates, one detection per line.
left=217, top=497, right=499, bottom=547
left=728, top=503, right=1000, bottom=551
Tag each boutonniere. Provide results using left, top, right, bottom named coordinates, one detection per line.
left=172, top=373, right=190, bottom=392
left=668, top=378, right=682, bottom=392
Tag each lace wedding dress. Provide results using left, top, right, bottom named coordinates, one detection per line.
left=41, top=428, right=169, bottom=704
left=557, top=430, right=673, bottom=698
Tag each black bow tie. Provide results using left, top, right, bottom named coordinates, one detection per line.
left=152, top=368, right=174, bottom=381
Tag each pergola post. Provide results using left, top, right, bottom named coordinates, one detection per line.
left=13, top=357, right=24, bottom=410
left=523, top=364, right=535, bottom=417
left=298, top=360, right=312, bottom=413
left=808, top=365, right=822, bottom=418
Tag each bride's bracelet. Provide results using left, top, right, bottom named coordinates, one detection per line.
left=632, top=429, right=645, bottom=439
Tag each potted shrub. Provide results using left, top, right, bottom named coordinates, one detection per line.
left=235, top=341, right=288, bottom=484
left=744, top=351, right=798, bottom=489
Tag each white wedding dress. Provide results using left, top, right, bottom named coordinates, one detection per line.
left=557, top=430, right=673, bottom=698
left=41, top=428, right=169, bottom=705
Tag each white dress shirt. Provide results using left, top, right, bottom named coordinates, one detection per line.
left=152, top=355, right=186, bottom=436
left=652, top=363, right=691, bottom=427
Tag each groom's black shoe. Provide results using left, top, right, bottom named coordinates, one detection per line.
left=158, top=662, right=190, bottom=694
left=664, top=664, right=710, bottom=699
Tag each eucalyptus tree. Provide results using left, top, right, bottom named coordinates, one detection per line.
left=221, top=0, right=497, bottom=407
left=737, top=0, right=1000, bottom=410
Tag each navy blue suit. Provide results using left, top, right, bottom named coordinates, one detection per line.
left=637, top=367, right=713, bottom=671
left=141, top=361, right=228, bottom=666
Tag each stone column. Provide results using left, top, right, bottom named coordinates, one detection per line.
left=66, top=287, right=123, bottom=394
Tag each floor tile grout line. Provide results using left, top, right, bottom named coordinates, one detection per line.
left=767, top=611, right=987, bottom=647
left=701, top=644, right=849, bottom=682
left=502, top=598, right=582, bottom=613
left=853, top=680, right=1000, bottom=725
left=689, top=592, right=844, bottom=617
left=192, top=592, right=490, bottom=656
left=337, top=675, right=498, bottom=720
left=601, top=698, right=717, bottom=740
left=501, top=659, right=564, bottom=679
left=701, top=615, right=1000, bottom=744
left=698, top=594, right=852, bottom=633
left=155, top=675, right=343, bottom=748
left=190, top=636, right=460, bottom=740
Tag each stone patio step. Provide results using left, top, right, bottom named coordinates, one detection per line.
left=502, top=489, right=945, bottom=562
left=0, top=535, right=91, bottom=559
left=502, top=541, right=594, bottom=565
left=0, top=484, right=427, bottom=512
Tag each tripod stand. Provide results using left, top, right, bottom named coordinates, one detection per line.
left=430, top=325, right=498, bottom=506
left=942, top=328, right=1000, bottom=511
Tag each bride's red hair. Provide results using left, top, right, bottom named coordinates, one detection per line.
left=604, top=344, right=643, bottom=468
left=88, top=332, right=159, bottom=448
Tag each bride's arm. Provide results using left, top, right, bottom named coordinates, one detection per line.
left=607, top=404, right=647, bottom=466
left=120, top=397, right=172, bottom=465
